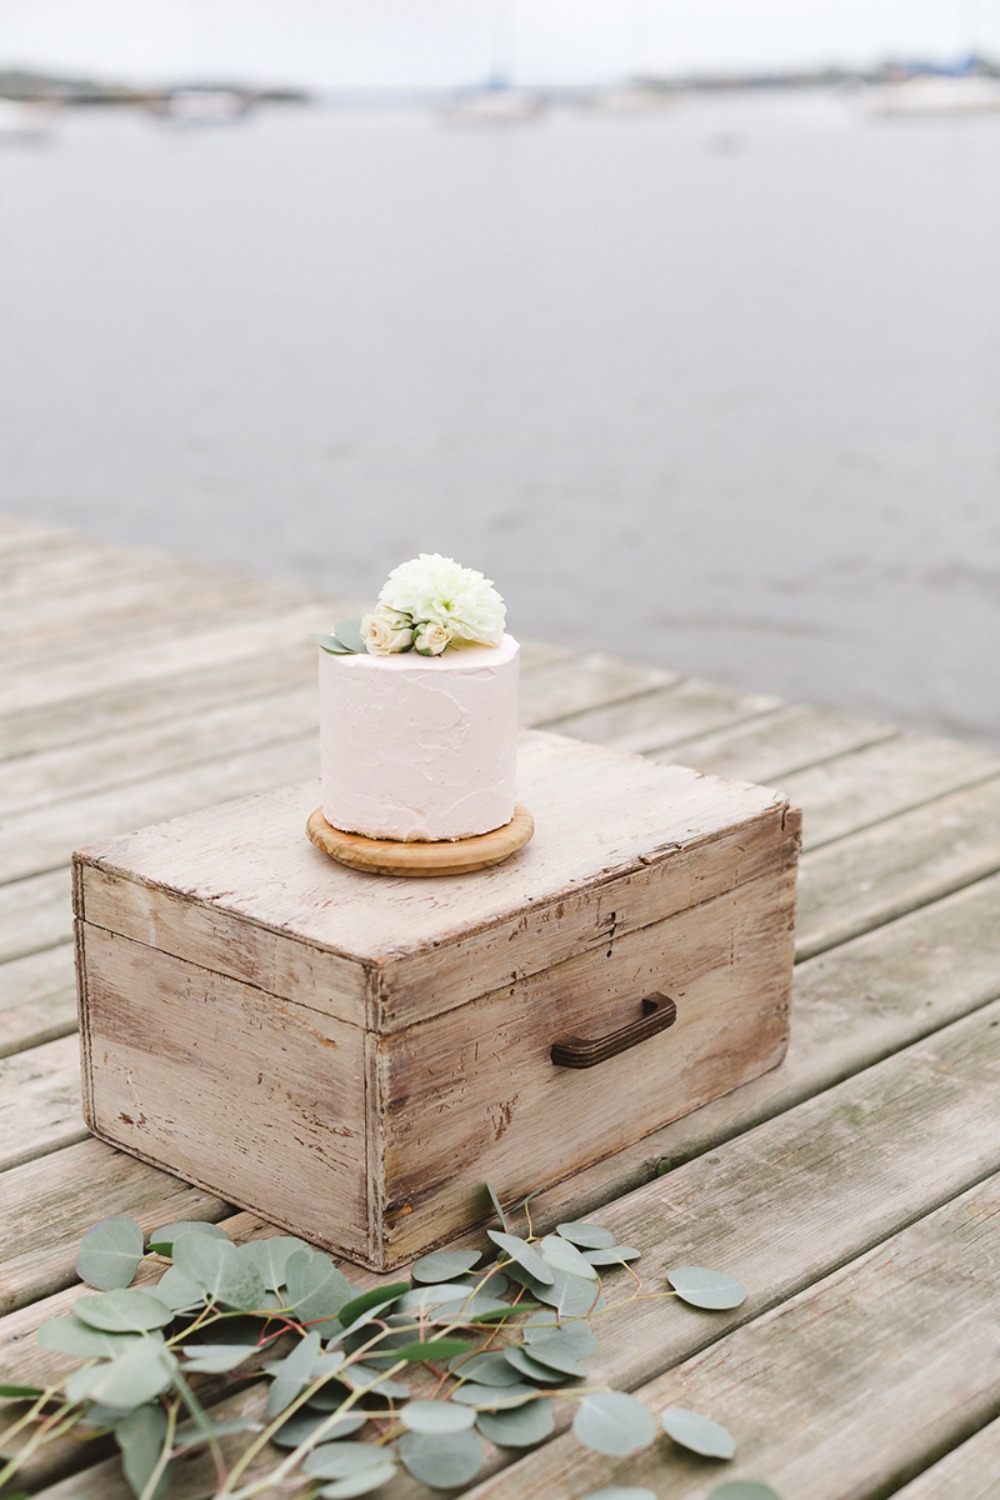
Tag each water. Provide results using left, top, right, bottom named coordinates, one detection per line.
left=1, top=92, right=999, bottom=744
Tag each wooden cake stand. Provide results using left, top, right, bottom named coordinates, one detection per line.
left=306, top=804, right=534, bottom=877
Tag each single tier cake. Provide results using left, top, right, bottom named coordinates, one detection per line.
left=315, top=554, right=520, bottom=842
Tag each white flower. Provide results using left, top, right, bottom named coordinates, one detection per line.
left=360, top=608, right=414, bottom=656
left=412, top=620, right=452, bottom=656
left=377, top=553, right=506, bottom=647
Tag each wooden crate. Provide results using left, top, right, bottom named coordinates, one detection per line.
left=74, top=730, right=801, bottom=1270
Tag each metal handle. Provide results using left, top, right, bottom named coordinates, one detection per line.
left=550, top=993, right=677, bottom=1069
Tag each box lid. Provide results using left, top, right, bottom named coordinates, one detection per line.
left=74, top=730, right=798, bottom=1032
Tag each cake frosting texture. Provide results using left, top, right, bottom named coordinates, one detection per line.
left=319, top=634, right=519, bottom=841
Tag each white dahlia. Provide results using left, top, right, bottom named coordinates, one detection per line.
left=377, top=553, right=506, bottom=647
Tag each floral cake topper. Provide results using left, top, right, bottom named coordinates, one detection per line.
left=312, top=553, right=506, bottom=659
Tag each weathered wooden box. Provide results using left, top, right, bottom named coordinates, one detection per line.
left=74, top=730, right=801, bottom=1270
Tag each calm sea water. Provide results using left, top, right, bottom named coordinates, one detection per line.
left=2, top=92, right=999, bottom=744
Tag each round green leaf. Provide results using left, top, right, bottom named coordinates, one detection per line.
left=181, top=1343, right=259, bottom=1374
left=487, top=1230, right=555, bottom=1285
left=573, top=1392, right=656, bottom=1457
left=172, top=1234, right=266, bottom=1311
left=147, top=1220, right=228, bottom=1256
left=708, top=1485, right=782, bottom=1500
left=153, top=1265, right=205, bottom=1313
left=435, top=1293, right=510, bottom=1323
left=539, top=1234, right=598, bottom=1281
left=581, top=1489, right=657, bottom=1500
left=335, top=1283, right=409, bottom=1330
left=74, top=1289, right=174, bottom=1333
left=523, top=1321, right=598, bottom=1360
left=305, top=1442, right=398, bottom=1479
left=507, top=1263, right=605, bottom=1317
left=38, top=1316, right=142, bottom=1359
left=668, top=1267, right=748, bottom=1311
left=332, top=618, right=367, bottom=653
left=75, top=1216, right=145, bottom=1291
left=242, top=1236, right=313, bottom=1291
left=266, top=1331, right=322, bottom=1420
left=284, top=1249, right=352, bottom=1325
left=114, top=1404, right=168, bottom=1498
left=583, top=1245, right=642, bottom=1266
left=339, top=1363, right=410, bottom=1399
left=661, top=1405, right=737, bottom=1459
left=447, top=1351, right=521, bottom=1386
left=512, top=1333, right=590, bottom=1379
left=273, top=1411, right=366, bottom=1447
left=399, top=1429, right=483, bottom=1489
left=69, top=1341, right=177, bottom=1411
left=311, top=632, right=355, bottom=655
left=556, top=1220, right=617, bottom=1250
left=411, top=1249, right=482, bottom=1283
left=476, top=1396, right=555, bottom=1448
left=503, top=1346, right=571, bottom=1385
left=485, top=1181, right=509, bottom=1231
left=451, top=1381, right=540, bottom=1410
left=401, top=1400, right=476, bottom=1434
left=396, top=1282, right=481, bottom=1314
left=318, top=1464, right=398, bottom=1498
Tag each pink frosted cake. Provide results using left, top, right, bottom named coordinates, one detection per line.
left=314, top=555, right=520, bottom=842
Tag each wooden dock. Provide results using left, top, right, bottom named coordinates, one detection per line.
left=2, top=516, right=1000, bottom=1498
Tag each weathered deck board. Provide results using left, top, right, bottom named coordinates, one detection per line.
left=3, top=518, right=1000, bottom=1500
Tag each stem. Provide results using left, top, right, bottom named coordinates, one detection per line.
left=171, top=1367, right=227, bottom=1486
left=0, top=1398, right=81, bottom=1487
left=138, top=1399, right=179, bottom=1500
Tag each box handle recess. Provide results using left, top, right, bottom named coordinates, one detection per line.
left=550, top=993, right=677, bottom=1069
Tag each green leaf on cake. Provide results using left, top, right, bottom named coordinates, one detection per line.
left=310, top=632, right=355, bottom=654
left=332, top=618, right=368, bottom=653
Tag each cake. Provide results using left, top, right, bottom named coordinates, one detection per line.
left=315, top=555, right=520, bottom=842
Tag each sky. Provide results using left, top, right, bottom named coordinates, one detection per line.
left=2, top=0, right=999, bottom=88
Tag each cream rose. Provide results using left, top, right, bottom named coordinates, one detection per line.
left=412, top=620, right=452, bottom=656
left=360, top=608, right=414, bottom=656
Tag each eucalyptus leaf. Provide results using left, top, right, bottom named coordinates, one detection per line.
left=284, top=1249, right=353, bottom=1326
left=476, top=1396, right=555, bottom=1448
left=523, top=1321, right=598, bottom=1361
left=411, top=1249, right=483, bottom=1284
left=510, top=1333, right=590, bottom=1380
left=305, top=1442, right=396, bottom=1479
left=507, top=1263, right=606, bottom=1318
left=75, top=1217, right=145, bottom=1291
left=266, top=1331, right=322, bottom=1420
left=485, top=1181, right=509, bottom=1232
left=272, top=1410, right=367, bottom=1448
left=398, top=1428, right=484, bottom=1489
left=153, top=1265, right=206, bottom=1313
left=74, top=1289, right=174, bottom=1334
left=395, top=1282, right=480, bottom=1314
left=708, top=1485, right=782, bottom=1500
left=555, top=1220, right=617, bottom=1250
left=448, top=1351, right=522, bottom=1386
left=114, top=1403, right=168, bottom=1499
left=311, top=632, right=355, bottom=655
left=450, top=1381, right=540, bottom=1410
left=172, top=1234, right=266, bottom=1311
left=173, top=1417, right=264, bottom=1452
left=487, top=1230, right=554, bottom=1286
left=667, top=1267, right=748, bottom=1311
left=37, top=1317, right=143, bottom=1360
left=69, top=1341, right=178, bottom=1412
left=339, top=1364, right=410, bottom=1400
left=334, top=1283, right=409, bottom=1330
left=538, top=1234, right=598, bottom=1281
left=181, top=1343, right=260, bottom=1375
left=572, top=1392, right=657, bottom=1457
left=146, top=1220, right=229, bottom=1256
left=0, top=1384, right=44, bottom=1398
left=241, top=1236, right=313, bottom=1291
left=332, top=618, right=367, bottom=653
left=391, top=1337, right=473, bottom=1363
left=400, top=1400, right=476, bottom=1434
left=502, top=1346, right=569, bottom=1385
left=583, top=1245, right=642, bottom=1266
left=433, top=1293, right=510, bottom=1322
left=661, top=1405, right=737, bottom=1459
left=318, top=1463, right=399, bottom=1498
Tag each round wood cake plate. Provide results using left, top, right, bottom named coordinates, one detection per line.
left=306, top=804, right=534, bottom=877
